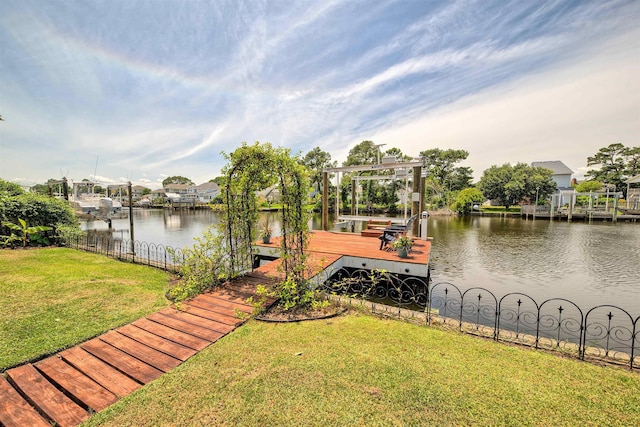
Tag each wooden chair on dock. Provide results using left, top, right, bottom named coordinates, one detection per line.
left=378, top=214, right=417, bottom=250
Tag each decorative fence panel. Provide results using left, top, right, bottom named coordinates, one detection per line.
left=65, top=235, right=184, bottom=272
left=324, top=267, right=639, bottom=371
left=64, top=237, right=639, bottom=371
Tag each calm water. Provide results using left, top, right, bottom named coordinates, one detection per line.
left=82, top=209, right=640, bottom=315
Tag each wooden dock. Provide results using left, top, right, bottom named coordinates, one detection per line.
left=0, top=278, right=276, bottom=427
left=254, top=230, right=431, bottom=278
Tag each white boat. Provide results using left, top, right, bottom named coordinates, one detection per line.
left=71, top=196, right=123, bottom=219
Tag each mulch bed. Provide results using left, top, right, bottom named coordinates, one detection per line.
left=255, top=303, right=348, bottom=323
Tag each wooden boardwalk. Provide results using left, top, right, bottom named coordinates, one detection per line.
left=0, top=276, right=276, bottom=427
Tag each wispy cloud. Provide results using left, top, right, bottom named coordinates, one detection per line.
left=1, top=0, right=638, bottom=188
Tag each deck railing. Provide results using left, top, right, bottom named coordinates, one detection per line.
left=323, top=267, right=639, bottom=371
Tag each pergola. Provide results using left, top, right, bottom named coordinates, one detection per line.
left=321, top=159, right=425, bottom=235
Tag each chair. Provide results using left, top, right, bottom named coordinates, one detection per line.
left=378, top=214, right=417, bottom=250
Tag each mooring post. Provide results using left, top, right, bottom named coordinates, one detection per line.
left=128, top=181, right=134, bottom=254
left=322, top=171, right=329, bottom=231
left=411, top=166, right=421, bottom=236
left=62, top=177, right=69, bottom=200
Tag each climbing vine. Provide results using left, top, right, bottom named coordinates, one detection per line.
left=219, top=142, right=310, bottom=284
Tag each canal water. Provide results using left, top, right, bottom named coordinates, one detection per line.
left=82, top=209, right=640, bottom=316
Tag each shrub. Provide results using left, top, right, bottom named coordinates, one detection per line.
left=0, top=178, right=25, bottom=196
left=167, top=226, right=229, bottom=302
left=1, top=218, right=52, bottom=248
left=450, top=187, right=485, bottom=215
left=0, top=192, right=79, bottom=244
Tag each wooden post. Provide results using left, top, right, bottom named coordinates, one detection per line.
left=411, top=166, right=421, bottom=236
left=322, top=172, right=329, bottom=231
left=351, top=178, right=356, bottom=216
left=128, top=181, right=134, bottom=253
left=62, top=178, right=69, bottom=200
left=568, top=192, right=573, bottom=222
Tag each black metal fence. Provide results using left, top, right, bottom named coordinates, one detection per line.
left=63, top=236, right=639, bottom=371
left=64, top=234, right=185, bottom=272
left=323, top=267, right=639, bottom=371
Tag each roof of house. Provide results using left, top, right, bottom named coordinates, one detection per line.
left=193, top=182, right=219, bottom=191
left=531, top=161, right=573, bottom=175
left=626, top=174, right=640, bottom=184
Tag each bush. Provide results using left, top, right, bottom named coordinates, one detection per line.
left=167, top=226, right=229, bottom=302
left=0, top=178, right=25, bottom=196
left=450, top=188, right=485, bottom=215
left=0, top=192, right=79, bottom=245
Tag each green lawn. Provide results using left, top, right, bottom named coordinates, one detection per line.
left=0, top=248, right=172, bottom=369
left=84, top=314, right=640, bottom=427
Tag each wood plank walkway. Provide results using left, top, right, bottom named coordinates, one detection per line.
left=0, top=273, right=276, bottom=427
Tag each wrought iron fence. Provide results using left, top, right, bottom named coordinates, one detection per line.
left=62, top=236, right=639, bottom=371
left=64, top=234, right=185, bottom=272
left=322, top=267, right=639, bottom=371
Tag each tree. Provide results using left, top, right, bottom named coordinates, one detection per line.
left=420, top=148, right=473, bottom=204
left=478, top=163, right=556, bottom=210
left=451, top=187, right=485, bottom=215
left=344, top=140, right=379, bottom=166
left=162, top=176, right=194, bottom=187
left=575, top=180, right=603, bottom=193
left=586, top=143, right=640, bottom=195
left=384, top=147, right=412, bottom=162
left=301, top=147, right=336, bottom=193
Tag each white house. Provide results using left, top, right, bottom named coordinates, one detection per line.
left=531, top=161, right=573, bottom=189
left=532, top=160, right=575, bottom=208
left=130, top=185, right=149, bottom=201
left=191, top=182, right=220, bottom=203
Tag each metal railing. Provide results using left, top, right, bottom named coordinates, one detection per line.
left=63, top=236, right=639, bottom=370
left=323, top=267, right=639, bottom=371
left=64, top=234, right=185, bottom=272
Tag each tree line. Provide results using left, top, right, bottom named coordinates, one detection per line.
left=299, top=141, right=638, bottom=214
left=13, top=142, right=640, bottom=215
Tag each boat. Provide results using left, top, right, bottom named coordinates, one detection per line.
left=70, top=181, right=124, bottom=221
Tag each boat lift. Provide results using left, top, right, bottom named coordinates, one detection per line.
left=321, top=158, right=426, bottom=236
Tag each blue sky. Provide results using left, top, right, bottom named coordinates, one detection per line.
left=1, top=0, right=638, bottom=189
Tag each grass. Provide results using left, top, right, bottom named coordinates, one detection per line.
left=84, top=314, right=640, bottom=427
left=0, top=247, right=172, bottom=369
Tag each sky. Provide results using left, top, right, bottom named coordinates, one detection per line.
left=1, top=0, right=638, bottom=189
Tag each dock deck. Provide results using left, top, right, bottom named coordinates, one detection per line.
left=254, top=230, right=431, bottom=278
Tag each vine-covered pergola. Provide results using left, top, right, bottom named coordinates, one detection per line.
left=220, top=142, right=310, bottom=283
